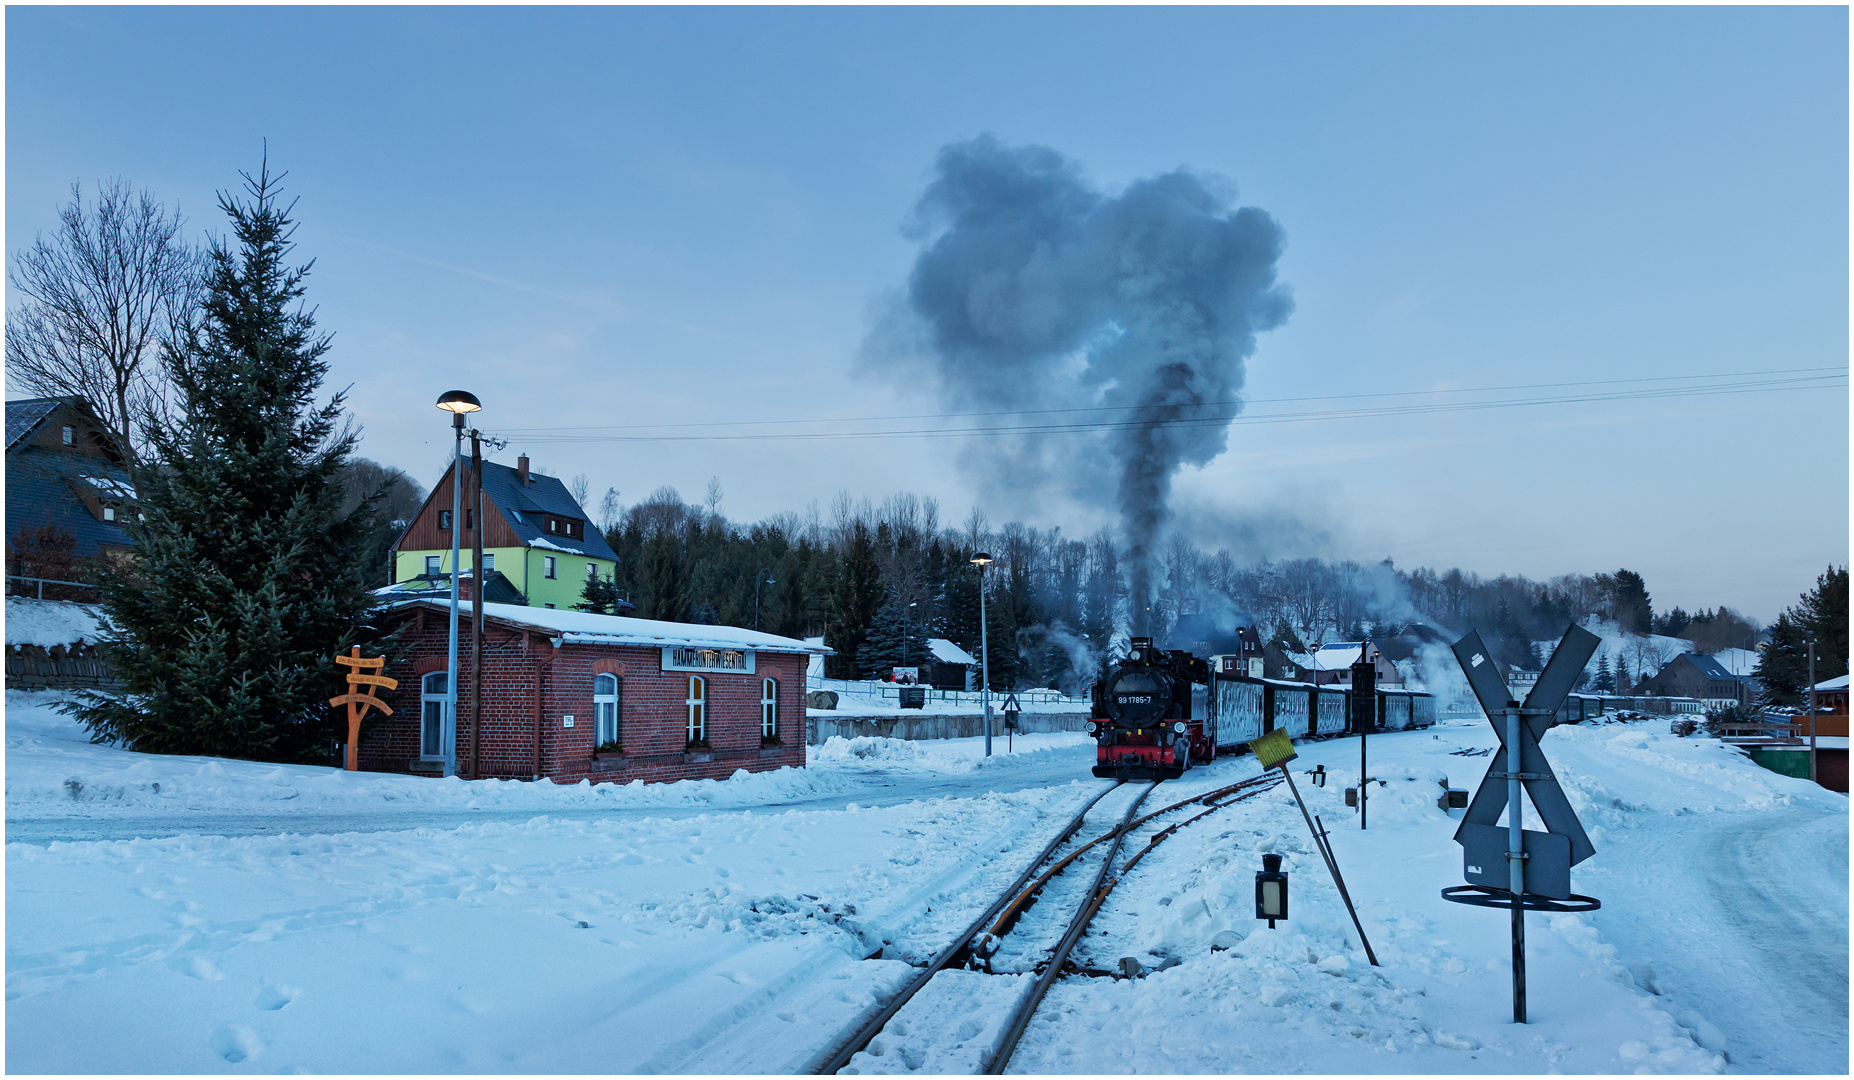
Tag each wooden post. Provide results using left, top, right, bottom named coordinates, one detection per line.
left=332, top=647, right=397, bottom=771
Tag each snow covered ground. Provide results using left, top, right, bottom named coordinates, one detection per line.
left=7, top=690, right=1846, bottom=1073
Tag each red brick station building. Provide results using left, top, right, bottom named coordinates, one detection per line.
left=359, top=600, right=829, bottom=785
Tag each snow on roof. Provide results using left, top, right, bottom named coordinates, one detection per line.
left=1711, top=647, right=1760, bottom=677
left=388, top=599, right=830, bottom=654
left=927, top=638, right=977, bottom=665
left=1286, top=643, right=1372, bottom=671
left=1679, top=652, right=1737, bottom=681
left=6, top=597, right=107, bottom=648
left=1814, top=675, right=1849, bottom=691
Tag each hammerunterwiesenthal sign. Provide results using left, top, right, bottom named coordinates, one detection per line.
left=661, top=646, right=756, bottom=674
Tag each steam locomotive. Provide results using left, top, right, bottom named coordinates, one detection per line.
left=1088, top=636, right=1438, bottom=780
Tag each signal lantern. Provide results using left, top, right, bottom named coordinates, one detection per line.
left=1255, top=853, right=1288, bottom=928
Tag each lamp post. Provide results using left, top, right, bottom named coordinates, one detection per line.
left=1808, top=641, right=1817, bottom=784
left=904, top=600, right=917, bottom=668
left=754, top=568, right=775, bottom=631
left=972, top=552, right=993, bottom=757
left=435, top=390, right=481, bottom=779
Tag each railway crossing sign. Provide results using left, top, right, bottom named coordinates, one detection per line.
left=1450, top=624, right=1599, bottom=875
left=1442, top=623, right=1601, bottom=1024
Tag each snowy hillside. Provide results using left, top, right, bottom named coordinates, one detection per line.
left=6, top=691, right=1845, bottom=1073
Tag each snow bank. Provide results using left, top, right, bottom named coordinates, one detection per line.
left=5, top=690, right=865, bottom=815
left=5, top=597, right=106, bottom=649
left=809, top=732, right=1092, bottom=770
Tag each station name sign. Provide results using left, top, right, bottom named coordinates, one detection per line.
left=661, top=646, right=757, bottom=674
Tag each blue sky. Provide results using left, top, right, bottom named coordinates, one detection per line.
left=7, top=6, right=1846, bottom=621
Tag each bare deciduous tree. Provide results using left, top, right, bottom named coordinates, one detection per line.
left=6, top=180, right=205, bottom=458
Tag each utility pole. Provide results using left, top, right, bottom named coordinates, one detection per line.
left=1808, top=641, right=1817, bottom=784
left=470, top=429, right=484, bottom=781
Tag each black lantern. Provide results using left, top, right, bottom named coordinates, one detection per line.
left=1255, top=853, right=1289, bottom=927
left=1308, top=764, right=1327, bottom=788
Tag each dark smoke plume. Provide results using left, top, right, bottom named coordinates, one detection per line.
left=864, top=136, right=1292, bottom=632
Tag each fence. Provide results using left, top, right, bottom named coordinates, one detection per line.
left=6, top=575, right=98, bottom=603
left=807, top=677, right=1076, bottom=710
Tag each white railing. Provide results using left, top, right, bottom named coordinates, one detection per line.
left=806, top=677, right=1079, bottom=708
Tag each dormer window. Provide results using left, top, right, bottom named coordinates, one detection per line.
left=61, top=425, right=74, bottom=446
left=102, top=506, right=116, bottom=522
left=544, top=515, right=583, bottom=540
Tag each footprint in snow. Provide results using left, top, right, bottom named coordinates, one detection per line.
left=255, top=983, right=300, bottom=1011
left=210, top=1025, right=263, bottom=1064
left=175, top=955, right=225, bottom=981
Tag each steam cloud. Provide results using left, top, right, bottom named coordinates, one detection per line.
left=865, top=136, right=1292, bottom=633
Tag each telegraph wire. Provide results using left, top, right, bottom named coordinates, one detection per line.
left=494, top=368, right=1845, bottom=445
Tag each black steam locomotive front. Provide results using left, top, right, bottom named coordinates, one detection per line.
left=1090, top=637, right=1207, bottom=779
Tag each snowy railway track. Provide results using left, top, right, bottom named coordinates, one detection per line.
left=813, top=768, right=1283, bottom=1075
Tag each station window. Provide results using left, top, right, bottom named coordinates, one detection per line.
left=421, top=671, right=449, bottom=759
left=762, top=677, right=778, bottom=741
left=686, top=676, right=707, bottom=744
left=595, top=673, right=622, bottom=750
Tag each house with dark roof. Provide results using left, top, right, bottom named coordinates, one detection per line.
left=391, top=454, right=621, bottom=610
left=5, top=397, right=137, bottom=566
left=1646, top=652, right=1747, bottom=704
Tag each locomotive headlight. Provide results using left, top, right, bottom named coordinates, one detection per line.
left=1173, top=721, right=1187, bottom=734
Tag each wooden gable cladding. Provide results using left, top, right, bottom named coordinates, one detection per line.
left=395, top=461, right=525, bottom=554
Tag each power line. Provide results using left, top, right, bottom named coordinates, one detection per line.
left=494, top=365, right=1844, bottom=438
left=495, top=368, right=1845, bottom=445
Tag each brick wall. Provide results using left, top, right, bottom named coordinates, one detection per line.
left=358, top=606, right=808, bottom=785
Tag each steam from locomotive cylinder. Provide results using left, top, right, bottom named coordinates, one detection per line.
left=865, top=136, right=1293, bottom=632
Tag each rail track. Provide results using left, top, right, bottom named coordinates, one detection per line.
left=810, top=768, right=1285, bottom=1075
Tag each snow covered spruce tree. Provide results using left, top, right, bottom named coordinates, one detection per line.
left=71, top=161, right=385, bottom=762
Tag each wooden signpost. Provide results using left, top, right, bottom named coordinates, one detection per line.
left=330, top=647, right=397, bottom=771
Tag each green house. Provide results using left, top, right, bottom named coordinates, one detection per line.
left=391, top=454, right=621, bottom=610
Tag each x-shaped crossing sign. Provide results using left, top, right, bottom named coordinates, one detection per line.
left=1450, top=625, right=1600, bottom=890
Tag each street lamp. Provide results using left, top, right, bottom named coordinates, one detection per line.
left=904, top=600, right=917, bottom=668
left=435, top=390, right=481, bottom=778
left=754, top=568, right=775, bottom=631
left=972, top=552, right=993, bottom=757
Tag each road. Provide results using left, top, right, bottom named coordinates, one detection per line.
left=1589, top=806, right=1849, bottom=1074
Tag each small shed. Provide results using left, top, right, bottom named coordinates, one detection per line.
left=363, top=601, right=830, bottom=785
left=924, top=637, right=978, bottom=691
